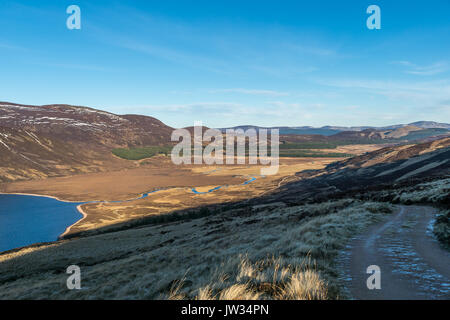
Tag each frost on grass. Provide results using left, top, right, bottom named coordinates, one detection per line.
left=434, top=209, right=450, bottom=249
left=393, top=178, right=449, bottom=204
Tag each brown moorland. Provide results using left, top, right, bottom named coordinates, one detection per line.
left=3, top=156, right=357, bottom=236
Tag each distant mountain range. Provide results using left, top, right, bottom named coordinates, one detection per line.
left=221, top=121, right=450, bottom=136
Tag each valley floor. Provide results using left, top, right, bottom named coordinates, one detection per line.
left=1, top=157, right=345, bottom=236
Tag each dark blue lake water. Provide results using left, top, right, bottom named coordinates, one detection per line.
left=0, top=194, right=83, bottom=253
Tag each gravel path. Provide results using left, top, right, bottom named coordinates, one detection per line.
left=340, top=205, right=450, bottom=299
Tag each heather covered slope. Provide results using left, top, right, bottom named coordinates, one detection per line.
left=0, top=102, right=173, bottom=145
left=262, top=138, right=450, bottom=205
left=0, top=102, right=174, bottom=182
left=0, top=126, right=117, bottom=181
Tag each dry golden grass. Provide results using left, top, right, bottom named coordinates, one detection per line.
left=2, top=157, right=346, bottom=236
left=177, top=255, right=328, bottom=300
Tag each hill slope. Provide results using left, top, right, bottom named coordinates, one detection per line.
left=0, top=102, right=174, bottom=182
left=262, top=138, right=450, bottom=205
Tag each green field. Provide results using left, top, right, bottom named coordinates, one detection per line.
left=278, top=142, right=353, bottom=157
left=112, top=146, right=172, bottom=160
left=113, top=144, right=353, bottom=160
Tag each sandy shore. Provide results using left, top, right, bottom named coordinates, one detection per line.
left=59, top=204, right=88, bottom=239
left=0, top=192, right=81, bottom=203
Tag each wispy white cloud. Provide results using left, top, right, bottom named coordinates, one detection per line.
left=114, top=40, right=231, bottom=74
left=392, top=60, right=449, bottom=76
left=87, top=5, right=330, bottom=78
left=114, top=100, right=314, bottom=127
left=316, top=77, right=450, bottom=122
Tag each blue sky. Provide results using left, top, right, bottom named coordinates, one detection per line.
left=0, top=0, right=449, bottom=128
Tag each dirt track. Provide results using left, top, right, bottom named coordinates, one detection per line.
left=340, top=205, right=450, bottom=299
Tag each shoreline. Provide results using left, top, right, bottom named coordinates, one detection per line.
left=0, top=192, right=82, bottom=203
left=59, top=204, right=88, bottom=239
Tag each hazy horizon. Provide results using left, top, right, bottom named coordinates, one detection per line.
left=2, top=99, right=449, bottom=130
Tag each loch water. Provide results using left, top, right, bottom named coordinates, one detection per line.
left=0, top=194, right=82, bottom=253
